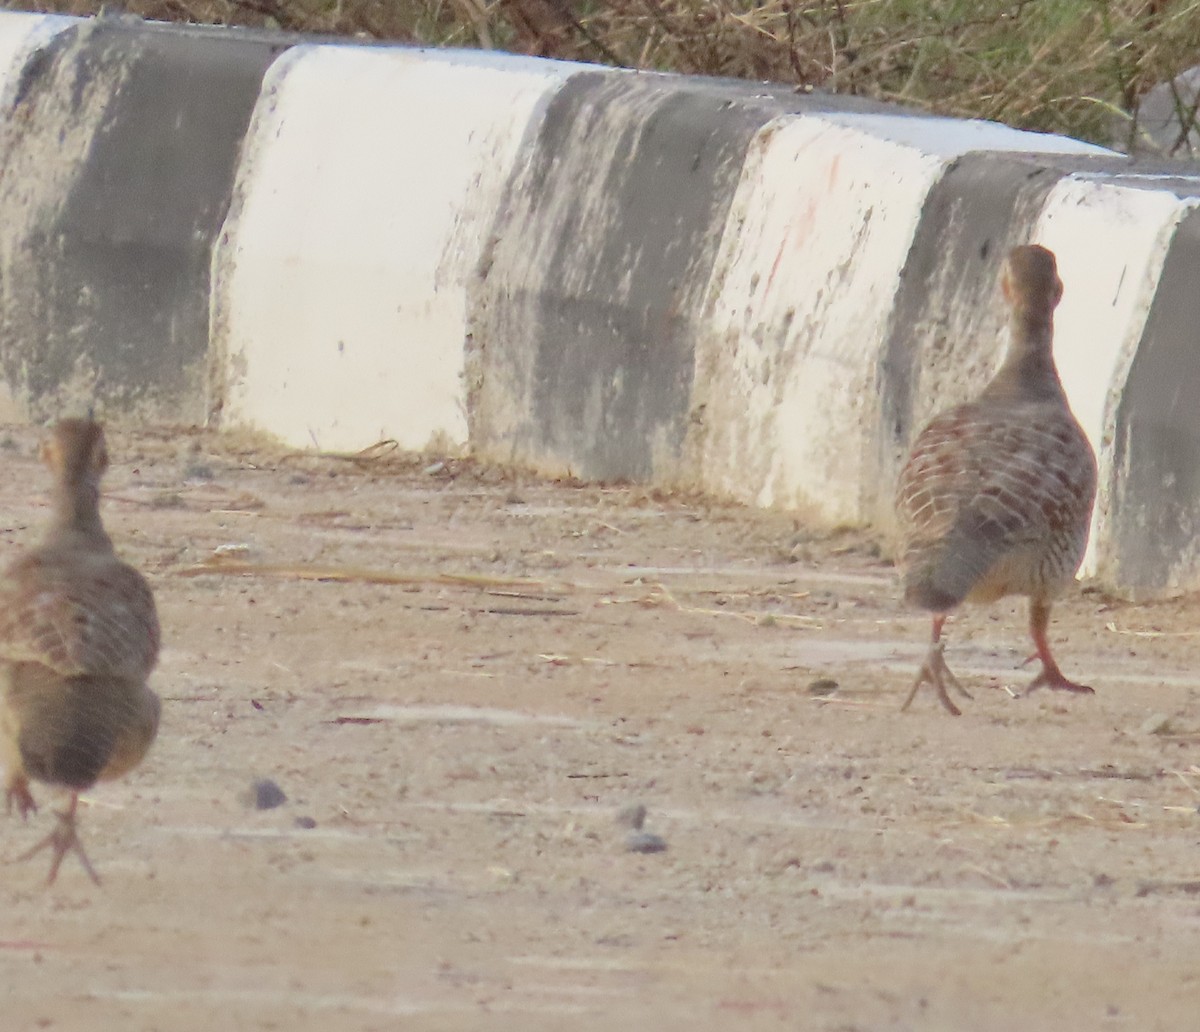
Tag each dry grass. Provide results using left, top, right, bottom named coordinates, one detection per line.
left=13, top=0, right=1200, bottom=149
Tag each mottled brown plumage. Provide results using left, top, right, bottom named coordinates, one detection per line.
left=895, top=244, right=1097, bottom=715
left=0, top=418, right=160, bottom=883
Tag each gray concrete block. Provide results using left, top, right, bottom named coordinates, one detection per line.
left=1108, top=206, right=1200, bottom=596
left=0, top=18, right=289, bottom=422
left=468, top=71, right=906, bottom=483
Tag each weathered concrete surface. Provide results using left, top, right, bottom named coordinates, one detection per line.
left=211, top=44, right=581, bottom=454
left=1109, top=205, right=1200, bottom=597
left=686, top=124, right=1112, bottom=532
left=467, top=71, right=783, bottom=482
left=1035, top=171, right=1200, bottom=587
left=0, top=17, right=286, bottom=422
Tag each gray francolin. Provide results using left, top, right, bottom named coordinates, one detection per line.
left=895, top=244, right=1097, bottom=715
left=0, top=418, right=160, bottom=882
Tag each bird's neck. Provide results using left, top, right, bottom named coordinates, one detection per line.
left=983, top=311, right=1065, bottom=402
left=45, top=478, right=113, bottom=550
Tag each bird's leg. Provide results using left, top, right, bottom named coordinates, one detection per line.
left=902, top=615, right=972, bottom=716
left=17, top=793, right=100, bottom=886
left=1024, top=599, right=1093, bottom=696
left=4, top=772, right=36, bottom=820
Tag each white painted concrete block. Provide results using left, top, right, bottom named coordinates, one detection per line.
left=694, top=115, right=944, bottom=523
left=1034, top=175, right=1200, bottom=580
left=213, top=44, right=578, bottom=452
left=0, top=12, right=75, bottom=108
left=693, top=111, right=1109, bottom=525
left=818, top=110, right=1115, bottom=158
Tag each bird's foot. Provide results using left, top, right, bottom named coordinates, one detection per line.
left=1025, top=665, right=1093, bottom=696
left=901, top=642, right=972, bottom=716
left=17, top=806, right=100, bottom=886
left=5, top=779, right=36, bottom=820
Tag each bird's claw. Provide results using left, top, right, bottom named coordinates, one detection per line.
left=5, top=781, right=36, bottom=820
left=1024, top=667, right=1094, bottom=696
left=16, top=807, right=100, bottom=886
left=902, top=642, right=972, bottom=716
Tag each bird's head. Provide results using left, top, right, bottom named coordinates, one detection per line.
left=1001, top=244, right=1063, bottom=320
left=40, top=417, right=109, bottom=485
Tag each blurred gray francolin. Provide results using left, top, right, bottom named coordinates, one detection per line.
left=895, top=244, right=1097, bottom=715
left=0, top=418, right=160, bottom=883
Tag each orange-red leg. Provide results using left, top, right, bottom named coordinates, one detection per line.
left=1024, top=599, right=1092, bottom=696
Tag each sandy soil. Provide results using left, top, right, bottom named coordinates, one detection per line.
left=0, top=424, right=1198, bottom=1031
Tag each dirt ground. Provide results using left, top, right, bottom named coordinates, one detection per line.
left=1, top=424, right=1199, bottom=1031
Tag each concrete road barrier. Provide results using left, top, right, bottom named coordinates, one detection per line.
left=0, top=13, right=290, bottom=421
left=0, top=10, right=1197, bottom=597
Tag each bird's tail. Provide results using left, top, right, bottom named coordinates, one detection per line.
left=902, top=507, right=1014, bottom=613
left=11, top=667, right=123, bottom=790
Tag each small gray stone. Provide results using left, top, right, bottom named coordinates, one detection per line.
left=181, top=462, right=215, bottom=482
left=615, top=802, right=647, bottom=830
left=1140, top=712, right=1172, bottom=736
left=625, top=831, right=667, bottom=854
left=807, top=678, right=839, bottom=696
left=244, top=778, right=287, bottom=810
left=294, top=815, right=317, bottom=829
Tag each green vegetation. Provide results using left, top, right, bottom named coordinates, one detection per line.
left=16, top=0, right=1200, bottom=150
